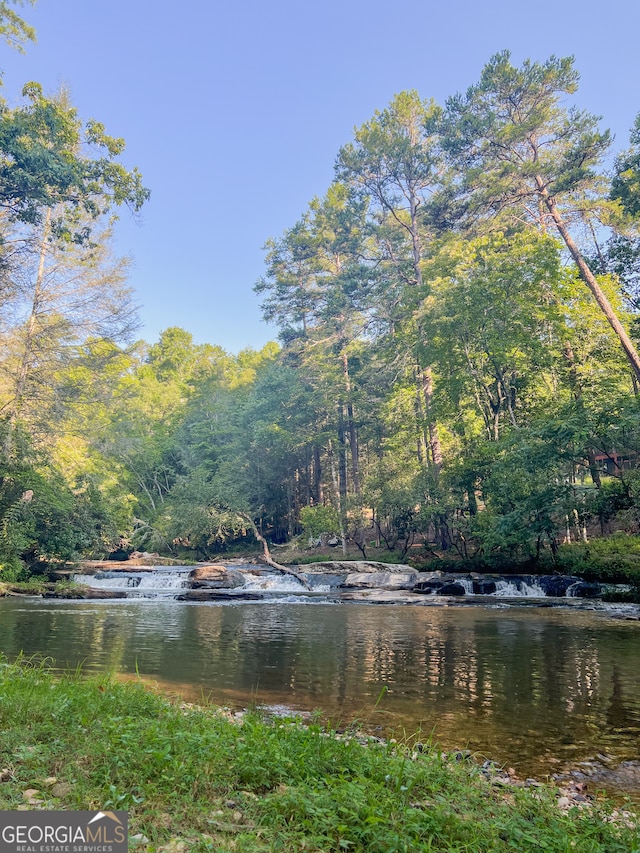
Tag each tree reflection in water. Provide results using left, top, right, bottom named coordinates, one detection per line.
left=0, top=599, right=638, bottom=780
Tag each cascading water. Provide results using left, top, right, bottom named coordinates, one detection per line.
left=73, top=568, right=192, bottom=597
left=69, top=565, right=622, bottom=603
left=71, top=566, right=333, bottom=599
left=239, top=572, right=331, bottom=594
left=491, top=578, right=547, bottom=598
left=242, top=572, right=308, bottom=592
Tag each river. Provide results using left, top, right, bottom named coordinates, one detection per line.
left=1, top=597, right=639, bottom=796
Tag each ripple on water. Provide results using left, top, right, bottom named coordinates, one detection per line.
left=0, top=597, right=639, bottom=798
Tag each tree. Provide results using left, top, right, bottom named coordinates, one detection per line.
left=422, top=231, right=564, bottom=441
left=0, top=84, right=149, bottom=243
left=257, top=183, right=371, bottom=507
left=443, top=52, right=640, bottom=382
left=0, top=217, right=136, bottom=445
left=611, top=112, right=640, bottom=219
left=0, top=0, right=35, bottom=56
left=337, top=91, right=446, bottom=471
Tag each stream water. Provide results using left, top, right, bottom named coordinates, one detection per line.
left=0, top=595, right=639, bottom=798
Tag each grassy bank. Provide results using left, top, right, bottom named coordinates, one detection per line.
left=0, top=660, right=637, bottom=852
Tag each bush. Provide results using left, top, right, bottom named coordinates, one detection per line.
left=299, top=505, right=340, bottom=539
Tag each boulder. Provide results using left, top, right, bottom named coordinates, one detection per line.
left=567, top=581, right=602, bottom=599
left=177, top=590, right=263, bottom=601
left=188, top=565, right=245, bottom=589
left=436, top=581, right=467, bottom=596
left=537, top=575, right=581, bottom=597
left=189, top=565, right=227, bottom=583
left=472, top=579, right=497, bottom=595
left=341, top=571, right=419, bottom=590
left=412, top=580, right=444, bottom=594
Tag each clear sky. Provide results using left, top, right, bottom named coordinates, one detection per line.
left=1, top=0, right=638, bottom=352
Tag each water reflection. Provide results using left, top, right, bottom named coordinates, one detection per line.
left=0, top=599, right=639, bottom=782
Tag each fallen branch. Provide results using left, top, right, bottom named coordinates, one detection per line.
left=240, top=514, right=312, bottom=590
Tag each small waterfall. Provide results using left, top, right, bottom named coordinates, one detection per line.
left=73, top=568, right=192, bottom=596
left=137, top=572, right=191, bottom=590
left=74, top=573, right=142, bottom=589
left=492, top=579, right=546, bottom=598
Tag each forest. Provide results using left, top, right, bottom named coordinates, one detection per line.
left=1, top=10, right=640, bottom=579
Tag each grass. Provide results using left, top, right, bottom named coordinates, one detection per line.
left=0, top=658, right=637, bottom=852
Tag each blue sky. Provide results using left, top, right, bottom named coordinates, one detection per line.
left=1, top=0, right=639, bottom=352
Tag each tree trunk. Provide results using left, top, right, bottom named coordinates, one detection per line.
left=313, top=443, right=323, bottom=504
left=328, top=439, right=347, bottom=555
left=341, top=353, right=361, bottom=496
left=422, top=368, right=442, bottom=470
left=240, top=512, right=311, bottom=589
left=536, top=176, right=640, bottom=383
left=346, top=403, right=360, bottom=494
left=414, top=370, right=429, bottom=466
left=337, top=405, right=347, bottom=501
left=5, top=210, right=51, bottom=455
left=587, top=449, right=602, bottom=489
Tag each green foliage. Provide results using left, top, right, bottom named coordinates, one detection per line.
left=556, top=533, right=640, bottom=584
left=442, top=51, right=613, bottom=225
left=0, top=84, right=149, bottom=239
left=611, top=113, right=640, bottom=219
left=300, top=505, right=340, bottom=538
left=0, top=420, right=125, bottom=571
left=5, top=51, right=640, bottom=570
left=0, top=1, right=35, bottom=55
left=136, top=474, right=249, bottom=558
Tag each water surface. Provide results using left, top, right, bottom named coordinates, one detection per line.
left=0, top=598, right=639, bottom=790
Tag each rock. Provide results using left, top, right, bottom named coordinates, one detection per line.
left=177, top=590, right=264, bottom=601
left=188, top=565, right=245, bottom=589
left=302, top=572, right=348, bottom=590
left=537, top=575, right=581, bottom=597
left=51, top=782, right=72, bottom=798
left=190, top=565, right=227, bottom=583
left=567, top=581, right=601, bottom=599
left=327, top=536, right=340, bottom=546
left=44, top=588, right=127, bottom=600
left=472, top=579, right=497, bottom=595
left=414, top=571, right=473, bottom=595
left=341, top=572, right=419, bottom=591
left=22, top=789, right=43, bottom=805
left=412, top=580, right=444, bottom=594
left=436, top=582, right=466, bottom=596
left=158, top=840, right=187, bottom=853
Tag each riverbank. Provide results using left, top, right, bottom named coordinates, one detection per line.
left=0, top=659, right=637, bottom=852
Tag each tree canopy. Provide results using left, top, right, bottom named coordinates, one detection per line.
left=3, top=46, right=640, bottom=576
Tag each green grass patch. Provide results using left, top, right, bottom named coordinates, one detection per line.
left=0, top=658, right=637, bottom=852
